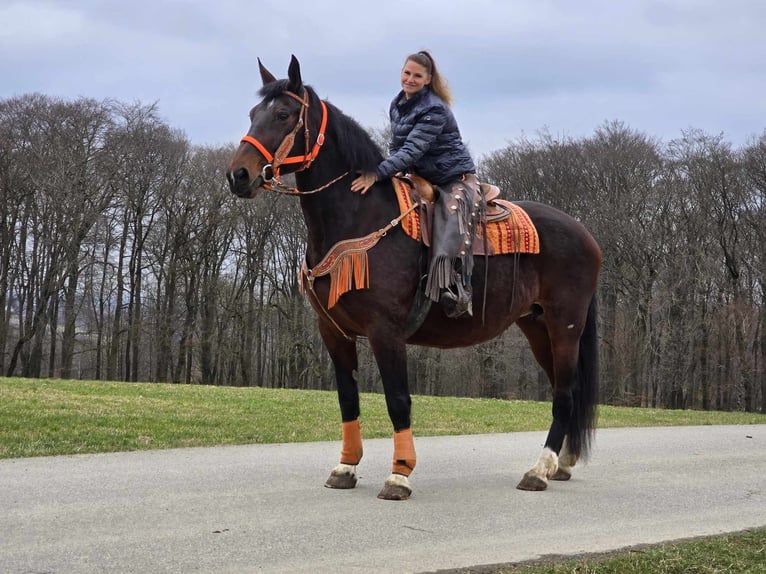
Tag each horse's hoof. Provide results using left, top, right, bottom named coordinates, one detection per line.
left=516, top=471, right=548, bottom=491
left=551, top=466, right=572, bottom=481
left=324, top=464, right=357, bottom=489
left=377, top=473, right=412, bottom=500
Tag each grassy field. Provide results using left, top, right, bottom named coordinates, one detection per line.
left=1, top=376, right=764, bottom=459
left=2, top=376, right=765, bottom=573
left=484, top=528, right=766, bottom=573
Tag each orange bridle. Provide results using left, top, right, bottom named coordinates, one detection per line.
left=240, top=89, right=328, bottom=183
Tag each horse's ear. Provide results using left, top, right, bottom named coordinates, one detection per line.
left=258, top=58, right=277, bottom=86
left=287, top=54, right=303, bottom=93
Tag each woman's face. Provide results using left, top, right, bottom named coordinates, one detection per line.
left=400, top=60, right=431, bottom=98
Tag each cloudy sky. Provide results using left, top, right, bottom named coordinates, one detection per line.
left=2, top=0, right=765, bottom=158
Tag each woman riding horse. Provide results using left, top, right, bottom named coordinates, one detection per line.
left=351, top=50, right=477, bottom=319
left=227, top=55, right=601, bottom=500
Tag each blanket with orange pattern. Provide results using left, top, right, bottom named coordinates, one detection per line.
left=393, top=179, right=539, bottom=255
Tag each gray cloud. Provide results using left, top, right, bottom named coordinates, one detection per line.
left=2, top=0, right=764, bottom=156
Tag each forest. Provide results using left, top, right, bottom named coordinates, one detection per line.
left=1, top=93, right=764, bottom=413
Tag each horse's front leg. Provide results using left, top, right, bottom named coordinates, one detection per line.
left=368, top=335, right=416, bottom=500
left=320, top=322, right=364, bottom=490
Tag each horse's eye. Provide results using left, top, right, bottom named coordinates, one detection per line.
left=277, top=112, right=289, bottom=121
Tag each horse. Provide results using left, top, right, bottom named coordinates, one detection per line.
left=226, top=56, right=601, bottom=500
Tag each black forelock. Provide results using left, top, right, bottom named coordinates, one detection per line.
left=257, top=79, right=294, bottom=100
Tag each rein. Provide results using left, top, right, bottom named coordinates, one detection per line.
left=240, top=90, right=348, bottom=194
left=260, top=170, right=349, bottom=196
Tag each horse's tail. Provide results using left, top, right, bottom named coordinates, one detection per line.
left=568, top=292, right=599, bottom=460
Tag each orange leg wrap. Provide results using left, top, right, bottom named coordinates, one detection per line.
left=340, top=420, right=363, bottom=465
left=392, top=428, right=417, bottom=476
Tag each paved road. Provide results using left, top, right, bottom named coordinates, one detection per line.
left=1, top=425, right=765, bottom=573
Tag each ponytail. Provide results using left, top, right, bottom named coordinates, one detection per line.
left=405, top=50, right=453, bottom=107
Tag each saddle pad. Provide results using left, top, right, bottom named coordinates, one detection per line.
left=393, top=179, right=539, bottom=255
left=392, top=178, right=423, bottom=240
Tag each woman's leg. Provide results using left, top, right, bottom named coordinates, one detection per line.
left=425, top=174, right=479, bottom=318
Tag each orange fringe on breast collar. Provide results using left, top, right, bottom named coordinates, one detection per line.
left=300, top=234, right=379, bottom=308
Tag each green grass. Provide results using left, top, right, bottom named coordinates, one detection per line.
left=1, top=376, right=764, bottom=573
left=1, top=376, right=763, bottom=459
left=483, top=528, right=766, bottom=573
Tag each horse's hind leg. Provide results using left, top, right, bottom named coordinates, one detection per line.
left=320, top=322, right=364, bottom=490
left=515, top=316, right=580, bottom=491
left=551, top=436, right=576, bottom=481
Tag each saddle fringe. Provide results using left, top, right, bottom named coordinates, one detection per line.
left=425, top=255, right=456, bottom=301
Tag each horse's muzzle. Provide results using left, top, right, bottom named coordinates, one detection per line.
left=226, top=167, right=261, bottom=198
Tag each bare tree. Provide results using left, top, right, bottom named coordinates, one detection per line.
left=1, top=91, right=762, bottom=412
left=667, top=130, right=754, bottom=410
left=104, top=102, right=187, bottom=381
left=742, top=132, right=766, bottom=413
left=1, top=95, right=114, bottom=376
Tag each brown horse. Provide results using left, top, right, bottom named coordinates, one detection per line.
left=226, top=56, right=601, bottom=500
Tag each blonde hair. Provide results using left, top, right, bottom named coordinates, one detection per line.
left=405, top=50, right=453, bottom=107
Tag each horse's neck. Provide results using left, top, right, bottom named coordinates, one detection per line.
left=297, top=166, right=396, bottom=264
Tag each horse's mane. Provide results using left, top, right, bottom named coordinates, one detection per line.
left=324, top=99, right=384, bottom=172
left=258, top=81, right=384, bottom=173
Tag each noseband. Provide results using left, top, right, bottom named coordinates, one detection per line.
left=240, top=89, right=329, bottom=185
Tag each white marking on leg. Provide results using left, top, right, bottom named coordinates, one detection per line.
left=551, top=437, right=575, bottom=481
left=330, top=463, right=357, bottom=478
left=384, top=473, right=412, bottom=490
left=558, top=436, right=577, bottom=469
left=531, top=447, right=559, bottom=480
left=378, top=472, right=413, bottom=500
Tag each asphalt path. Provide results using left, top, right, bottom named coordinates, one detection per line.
left=2, top=425, right=765, bottom=573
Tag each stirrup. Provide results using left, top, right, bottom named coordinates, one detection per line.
left=439, top=287, right=473, bottom=318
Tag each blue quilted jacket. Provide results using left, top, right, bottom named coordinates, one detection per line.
left=374, top=87, right=475, bottom=186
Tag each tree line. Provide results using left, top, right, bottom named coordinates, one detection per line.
left=1, top=93, right=764, bottom=412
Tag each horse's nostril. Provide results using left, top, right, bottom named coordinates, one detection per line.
left=233, top=167, right=249, bottom=183
left=226, top=167, right=251, bottom=195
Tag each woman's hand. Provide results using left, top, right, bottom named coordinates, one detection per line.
left=351, top=172, right=377, bottom=194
